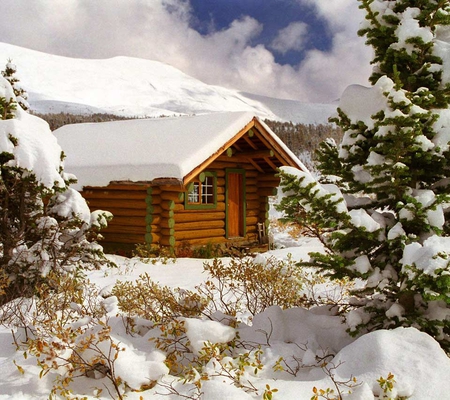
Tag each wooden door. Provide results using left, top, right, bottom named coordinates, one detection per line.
left=227, top=171, right=245, bottom=237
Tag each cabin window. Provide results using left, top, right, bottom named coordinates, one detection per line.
left=186, top=172, right=217, bottom=209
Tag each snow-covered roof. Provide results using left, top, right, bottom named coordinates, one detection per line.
left=54, top=112, right=304, bottom=189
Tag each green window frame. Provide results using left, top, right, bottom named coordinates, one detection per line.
left=185, top=171, right=217, bottom=210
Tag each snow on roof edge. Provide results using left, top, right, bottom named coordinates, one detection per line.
left=56, top=112, right=256, bottom=189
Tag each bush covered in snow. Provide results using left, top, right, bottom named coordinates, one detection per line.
left=0, top=74, right=112, bottom=306
left=277, top=0, right=450, bottom=350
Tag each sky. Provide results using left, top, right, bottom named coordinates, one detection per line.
left=0, top=0, right=373, bottom=103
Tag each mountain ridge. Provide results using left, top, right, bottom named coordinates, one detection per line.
left=0, top=42, right=336, bottom=124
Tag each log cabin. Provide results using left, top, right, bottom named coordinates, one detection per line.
left=55, top=112, right=306, bottom=254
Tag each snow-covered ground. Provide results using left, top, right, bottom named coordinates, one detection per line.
left=0, top=42, right=336, bottom=124
left=0, top=231, right=449, bottom=400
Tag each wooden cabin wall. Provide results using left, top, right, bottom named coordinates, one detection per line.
left=158, top=167, right=227, bottom=248
left=82, top=183, right=150, bottom=252
left=82, top=167, right=280, bottom=253
left=159, top=156, right=278, bottom=250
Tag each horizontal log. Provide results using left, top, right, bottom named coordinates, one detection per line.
left=174, top=228, right=225, bottom=241
left=258, top=174, right=280, bottom=186
left=82, top=190, right=148, bottom=200
left=86, top=198, right=146, bottom=210
left=213, top=157, right=242, bottom=164
left=160, top=191, right=185, bottom=202
left=259, top=210, right=269, bottom=221
left=107, top=216, right=146, bottom=227
left=146, top=195, right=162, bottom=205
left=85, top=183, right=150, bottom=192
left=246, top=171, right=258, bottom=178
left=246, top=193, right=259, bottom=201
left=246, top=224, right=258, bottom=233
left=146, top=214, right=161, bottom=225
left=160, top=228, right=176, bottom=237
left=147, top=186, right=162, bottom=195
left=246, top=233, right=260, bottom=243
left=206, top=169, right=225, bottom=177
left=145, top=232, right=161, bottom=244
left=159, top=235, right=176, bottom=247
left=257, top=184, right=280, bottom=191
left=246, top=200, right=260, bottom=210
left=160, top=210, right=175, bottom=219
left=175, top=237, right=229, bottom=247
left=246, top=209, right=260, bottom=217
left=160, top=200, right=176, bottom=211
left=245, top=178, right=257, bottom=187
left=158, top=185, right=187, bottom=192
left=145, top=224, right=160, bottom=233
left=160, top=218, right=175, bottom=229
left=88, top=207, right=147, bottom=217
left=259, top=201, right=270, bottom=212
left=103, top=225, right=146, bottom=235
left=235, top=149, right=274, bottom=159
left=177, top=202, right=226, bottom=213
left=147, top=204, right=162, bottom=215
left=258, top=187, right=278, bottom=197
left=245, top=216, right=259, bottom=226
left=209, top=160, right=253, bottom=169
left=175, top=220, right=225, bottom=231
left=216, top=177, right=226, bottom=187
left=100, top=233, right=145, bottom=244
left=245, top=186, right=258, bottom=194
left=172, top=211, right=226, bottom=223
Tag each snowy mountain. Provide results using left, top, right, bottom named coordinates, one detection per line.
left=0, top=42, right=336, bottom=124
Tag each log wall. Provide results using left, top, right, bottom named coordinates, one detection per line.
left=163, top=167, right=228, bottom=248
left=81, top=164, right=280, bottom=253
left=82, top=183, right=151, bottom=251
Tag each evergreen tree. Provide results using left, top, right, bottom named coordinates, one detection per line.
left=1, top=59, right=29, bottom=111
left=0, top=75, right=111, bottom=305
left=278, top=0, right=450, bottom=350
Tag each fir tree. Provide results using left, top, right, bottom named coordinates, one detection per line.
left=1, top=59, right=29, bottom=111
left=278, top=0, right=450, bottom=350
left=0, top=75, right=111, bottom=305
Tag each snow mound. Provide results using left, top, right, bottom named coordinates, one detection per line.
left=333, top=327, right=450, bottom=399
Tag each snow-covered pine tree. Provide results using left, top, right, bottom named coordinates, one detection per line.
left=1, top=59, right=29, bottom=111
left=0, top=75, right=111, bottom=305
left=277, top=0, right=450, bottom=350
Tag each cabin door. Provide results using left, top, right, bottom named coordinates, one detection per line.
left=226, top=170, right=245, bottom=238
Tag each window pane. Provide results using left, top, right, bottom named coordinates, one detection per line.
left=186, top=174, right=216, bottom=207
left=202, top=176, right=214, bottom=204
left=188, top=182, right=200, bottom=203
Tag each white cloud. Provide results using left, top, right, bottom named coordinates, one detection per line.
left=0, top=0, right=373, bottom=103
left=271, top=22, right=308, bottom=54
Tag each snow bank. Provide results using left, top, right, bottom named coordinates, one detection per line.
left=239, top=305, right=352, bottom=356
left=333, top=327, right=450, bottom=399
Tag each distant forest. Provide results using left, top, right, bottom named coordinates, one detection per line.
left=264, top=119, right=342, bottom=157
left=34, top=112, right=342, bottom=161
left=31, top=112, right=133, bottom=131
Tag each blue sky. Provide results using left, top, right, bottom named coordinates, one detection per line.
left=189, top=0, right=332, bottom=66
left=0, top=0, right=372, bottom=102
